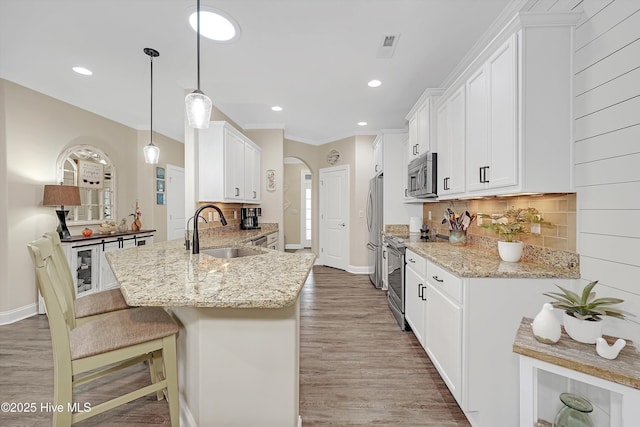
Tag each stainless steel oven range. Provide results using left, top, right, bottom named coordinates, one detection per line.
left=385, top=235, right=406, bottom=330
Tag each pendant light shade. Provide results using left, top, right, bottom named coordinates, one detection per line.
left=185, top=0, right=212, bottom=129
left=185, top=89, right=212, bottom=129
left=143, top=47, right=160, bottom=164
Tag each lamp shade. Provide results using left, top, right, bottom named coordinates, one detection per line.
left=185, top=90, right=212, bottom=129
left=43, top=185, right=81, bottom=207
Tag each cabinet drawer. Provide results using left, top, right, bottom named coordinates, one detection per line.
left=405, top=249, right=426, bottom=276
left=266, top=232, right=278, bottom=244
left=427, top=261, right=462, bottom=304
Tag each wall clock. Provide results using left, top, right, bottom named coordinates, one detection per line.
left=326, top=149, right=340, bottom=165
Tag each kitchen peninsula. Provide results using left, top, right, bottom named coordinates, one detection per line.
left=106, top=225, right=315, bottom=427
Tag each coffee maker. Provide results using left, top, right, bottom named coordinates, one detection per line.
left=240, top=207, right=261, bottom=229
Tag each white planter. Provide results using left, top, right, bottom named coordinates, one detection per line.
left=563, top=311, right=603, bottom=344
left=498, top=241, right=523, bottom=262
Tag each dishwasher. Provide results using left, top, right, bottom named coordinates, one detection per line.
left=250, top=235, right=268, bottom=247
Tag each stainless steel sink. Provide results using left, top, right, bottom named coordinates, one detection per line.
left=201, top=247, right=265, bottom=259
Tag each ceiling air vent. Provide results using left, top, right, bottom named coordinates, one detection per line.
left=377, top=33, right=400, bottom=59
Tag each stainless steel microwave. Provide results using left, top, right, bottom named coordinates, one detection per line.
left=408, top=152, right=437, bottom=198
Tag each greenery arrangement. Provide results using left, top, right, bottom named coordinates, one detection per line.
left=479, top=207, right=547, bottom=242
left=543, top=280, right=627, bottom=321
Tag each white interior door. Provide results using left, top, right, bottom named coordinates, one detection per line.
left=300, top=170, right=312, bottom=248
left=166, top=164, right=186, bottom=241
left=319, top=165, right=349, bottom=270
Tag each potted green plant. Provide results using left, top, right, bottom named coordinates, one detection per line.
left=543, top=280, right=627, bottom=344
left=480, top=207, right=547, bottom=262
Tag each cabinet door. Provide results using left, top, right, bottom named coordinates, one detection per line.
left=425, top=283, right=462, bottom=403
left=408, top=113, right=419, bottom=161
left=466, top=66, right=489, bottom=192
left=405, top=264, right=425, bottom=346
left=417, top=101, right=430, bottom=154
left=99, top=240, right=121, bottom=291
left=401, top=138, right=412, bottom=200
left=223, top=129, right=245, bottom=200
left=438, top=86, right=466, bottom=196
left=487, top=34, right=517, bottom=189
left=71, top=245, right=100, bottom=297
left=244, top=142, right=261, bottom=203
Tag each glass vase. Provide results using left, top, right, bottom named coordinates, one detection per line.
left=553, top=393, right=594, bottom=427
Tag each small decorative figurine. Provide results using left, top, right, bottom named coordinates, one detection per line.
left=595, top=337, right=626, bottom=360
left=118, top=218, right=128, bottom=233
left=82, top=227, right=93, bottom=237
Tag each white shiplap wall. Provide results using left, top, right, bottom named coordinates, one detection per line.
left=531, top=0, right=640, bottom=344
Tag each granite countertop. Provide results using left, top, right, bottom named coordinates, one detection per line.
left=106, top=224, right=316, bottom=309
left=385, top=232, right=578, bottom=279
left=513, top=317, right=639, bottom=390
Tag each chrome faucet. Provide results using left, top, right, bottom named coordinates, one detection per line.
left=192, top=204, right=228, bottom=254
left=185, top=214, right=207, bottom=251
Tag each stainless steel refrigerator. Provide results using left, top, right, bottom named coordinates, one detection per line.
left=366, top=174, right=383, bottom=288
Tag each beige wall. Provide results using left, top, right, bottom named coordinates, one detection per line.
left=284, top=134, right=375, bottom=270
left=0, top=79, right=184, bottom=319
left=0, top=80, right=8, bottom=313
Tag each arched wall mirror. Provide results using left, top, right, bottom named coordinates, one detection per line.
left=56, top=145, right=117, bottom=224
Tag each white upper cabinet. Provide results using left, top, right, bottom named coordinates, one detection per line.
left=436, top=12, right=580, bottom=199
left=372, top=134, right=383, bottom=175
left=466, top=35, right=517, bottom=192
left=437, top=85, right=466, bottom=197
left=198, top=121, right=262, bottom=204
left=405, top=88, right=445, bottom=161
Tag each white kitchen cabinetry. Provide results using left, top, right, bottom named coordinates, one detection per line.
left=244, top=141, right=261, bottom=202
left=266, top=232, right=279, bottom=251
left=404, top=249, right=574, bottom=426
left=40, top=232, right=155, bottom=313
left=424, top=261, right=463, bottom=403
left=405, top=88, right=445, bottom=161
left=439, top=13, right=579, bottom=198
left=404, top=249, right=427, bottom=346
left=198, top=121, right=262, bottom=203
left=372, top=135, right=383, bottom=175
left=437, top=85, right=466, bottom=197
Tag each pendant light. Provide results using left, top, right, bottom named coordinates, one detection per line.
left=185, top=0, right=212, bottom=129
left=143, top=47, right=161, bottom=164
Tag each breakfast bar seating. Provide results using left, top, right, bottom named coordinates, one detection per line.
left=44, top=231, right=131, bottom=324
left=27, top=237, right=180, bottom=426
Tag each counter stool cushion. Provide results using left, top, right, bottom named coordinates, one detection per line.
left=71, top=307, right=179, bottom=360
left=74, top=288, right=131, bottom=319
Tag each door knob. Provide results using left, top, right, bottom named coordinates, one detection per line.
left=339, top=223, right=345, bottom=227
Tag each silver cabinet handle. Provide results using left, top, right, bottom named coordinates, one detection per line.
left=338, top=222, right=345, bottom=227
left=235, top=187, right=240, bottom=196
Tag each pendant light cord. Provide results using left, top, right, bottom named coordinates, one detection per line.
left=196, top=0, right=201, bottom=91
left=150, top=54, right=154, bottom=144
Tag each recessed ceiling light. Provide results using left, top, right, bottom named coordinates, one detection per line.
left=367, top=80, right=382, bottom=88
left=271, top=106, right=283, bottom=112
left=72, top=66, right=93, bottom=76
left=189, top=9, right=240, bottom=42
left=358, top=121, right=368, bottom=126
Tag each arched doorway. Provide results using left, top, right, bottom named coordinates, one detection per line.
left=283, top=157, right=313, bottom=252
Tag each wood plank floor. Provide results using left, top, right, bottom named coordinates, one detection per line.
left=0, top=266, right=469, bottom=426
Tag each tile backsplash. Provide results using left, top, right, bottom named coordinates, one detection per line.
left=422, top=193, right=577, bottom=252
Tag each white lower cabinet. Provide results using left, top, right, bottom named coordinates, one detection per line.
left=406, top=249, right=575, bottom=426
left=266, top=232, right=279, bottom=251
left=404, top=249, right=427, bottom=346
left=424, top=277, right=462, bottom=403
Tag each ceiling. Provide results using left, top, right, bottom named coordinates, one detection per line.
left=0, top=0, right=516, bottom=145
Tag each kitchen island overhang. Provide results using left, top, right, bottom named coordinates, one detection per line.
left=107, top=238, right=315, bottom=427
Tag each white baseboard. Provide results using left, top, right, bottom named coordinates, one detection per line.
left=180, top=395, right=197, bottom=427
left=0, top=303, right=38, bottom=326
left=347, top=265, right=370, bottom=275
left=285, top=243, right=304, bottom=250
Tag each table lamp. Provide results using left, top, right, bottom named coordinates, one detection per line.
left=43, top=185, right=81, bottom=239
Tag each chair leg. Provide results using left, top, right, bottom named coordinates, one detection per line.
left=163, top=336, right=180, bottom=427
left=149, top=350, right=165, bottom=400
left=53, top=358, right=73, bottom=427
